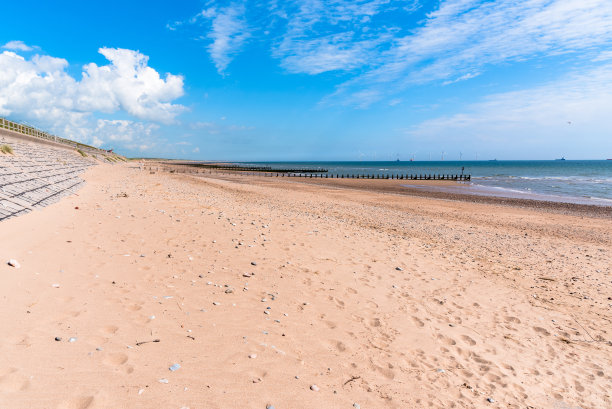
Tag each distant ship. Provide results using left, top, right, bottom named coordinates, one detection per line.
left=555, top=157, right=566, bottom=161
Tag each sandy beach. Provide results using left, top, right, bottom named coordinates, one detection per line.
left=1, top=163, right=610, bottom=409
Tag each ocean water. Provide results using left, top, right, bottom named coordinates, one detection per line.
left=239, top=160, right=612, bottom=206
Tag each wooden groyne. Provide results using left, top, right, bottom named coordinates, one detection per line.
left=258, top=173, right=471, bottom=181
left=151, top=165, right=471, bottom=181
left=170, top=162, right=329, bottom=174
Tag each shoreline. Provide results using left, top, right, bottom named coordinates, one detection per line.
left=162, top=159, right=612, bottom=209
left=146, top=161, right=611, bottom=216
left=163, top=166, right=612, bottom=218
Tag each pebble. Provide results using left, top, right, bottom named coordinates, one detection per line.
left=213, top=302, right=220, bottom=305
left=266, top=405, right=275, bottom=409
left=251, top=261, right=257, bottom=266
left=353, top=404, right=361, bottom=409
left=52, top=284, right=60, bottom=288
left=487, top=397, right=495, bottom=403
left=249, top=354, right=257, bottom=359
left=264, top=310, right=270, bottom=315
left=310, top=384, right=320, bottom=392
left=436, top=369, right=445, bottom=373
left=68, top=337, right=77, bottom=342
left=159, top=378, right=169, bottom=384
left=54, top=337, right=62, bottom=342
left=7, top=259, right=20, bottom=268
left=225, top=288, right=234, bottom=294
left=169, top=363, right=181, bottom=371
left=395, top=266, right=403, bottom=271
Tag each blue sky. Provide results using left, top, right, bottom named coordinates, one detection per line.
left=1, top=0, right=611, bottom=160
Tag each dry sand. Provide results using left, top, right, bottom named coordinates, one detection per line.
left=0, top=163, right=610, bottom=409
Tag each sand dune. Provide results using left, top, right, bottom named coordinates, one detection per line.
left=0, top=164, right=610, bottom=408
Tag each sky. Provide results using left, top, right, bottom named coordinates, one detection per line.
left=1, top=0, right=611, bottom=161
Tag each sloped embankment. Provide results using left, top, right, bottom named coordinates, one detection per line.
left=0, top=134, right=96, bottom=221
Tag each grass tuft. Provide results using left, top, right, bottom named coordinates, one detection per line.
left=76, top=148, right=87, bottom=157
left=0, top=144, right=13, bottom=154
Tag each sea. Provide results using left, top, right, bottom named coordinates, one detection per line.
left=237, top=160, right=612, bottom=207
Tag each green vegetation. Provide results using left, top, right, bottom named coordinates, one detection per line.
left=77, top=149, right=87, bottom=157
left=0, top=144, right=13, bottom=154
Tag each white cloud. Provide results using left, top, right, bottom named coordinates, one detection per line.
left=186, top=0, right=612, bottom=105
left=276, top=32, right=386, bottom=74
left=2, top=40, right=37, bottom=51
left=200, top=3, right=250, bottom=73
left=80, top=48, right=185, bottom=123
left=330, top=0, right=612, bottom=105
left=271, top=0, right=404, bottom=74
left=0, top=46, right=185, bottom=149
left=593, top=51, right=612, bottom=62
left=94, top=119, right=159, bottom=143
left=407, top=62, right=612, bottom=152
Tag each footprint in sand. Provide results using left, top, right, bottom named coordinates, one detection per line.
left=86, top=335, right=107, bottom=348
left=328, top=296, right=345, bottom=309
left=436, top=334, right=456, bottom=346
left=533, top=326, right=550, bottom=336
left=125, top=303, right=143, bottom=312
left=246, top=368, right=268, bottom=383
left=460, top=335, right=477, bottom=346
left=56, top=396, right=94, bottom=409
left=324, top=320, right=337, bottom=329
left=366, top=300, right=379, bottom=309
left=0, top=368, right=30, bottom=392
left=412, top=316, right=425, bottom=328
left=372, top=363, right=396, bottom=380
left=101, top=325, right=119, bottom=335
left=103, top=353, right=128, bottom=366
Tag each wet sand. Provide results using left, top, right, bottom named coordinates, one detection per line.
left=0, top=163, right=610, bottom=409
